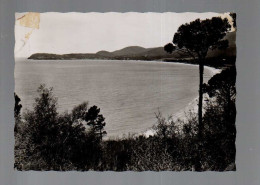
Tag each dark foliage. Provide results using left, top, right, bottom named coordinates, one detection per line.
left=203, top=66, right=236, bottom=101
left=14, top=85, right=105, bottom=170
left=164, top=43, right=176, bottom=54
left=85, top=105, right=107, bottom=141
left=14, top=93, right=22, bottom=133
left=202, top=67, right=236, bottom=170
left=164, top=17, right=231, bottom=55
left=14, top=93, right=22, bottom=118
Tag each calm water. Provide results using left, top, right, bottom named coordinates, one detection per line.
left=15, top=59, right=214, bottom=137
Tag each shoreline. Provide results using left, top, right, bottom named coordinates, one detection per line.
left=143, top=64, right=221, bottom=137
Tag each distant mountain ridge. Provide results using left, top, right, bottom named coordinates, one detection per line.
left=28, top=32, right=236, bottom=61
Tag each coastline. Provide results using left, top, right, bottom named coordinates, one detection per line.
left=144, top=64, right=221, bottom=137
left=172, top=64, right=221, bottom=120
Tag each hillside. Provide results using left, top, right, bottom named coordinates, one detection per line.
left=28, top=32, right=236, bottom=63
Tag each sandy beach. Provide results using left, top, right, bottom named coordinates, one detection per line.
left=144, top=64, right=221, bottom=137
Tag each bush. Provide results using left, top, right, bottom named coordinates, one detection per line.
left=15, top=84, right=106, bottom=170
left=201, top=67, right=236, bottom=170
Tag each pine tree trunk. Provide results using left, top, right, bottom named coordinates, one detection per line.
left=195, top=59, right=204, bottom=171
left=198, top=61, right=204, bottom=140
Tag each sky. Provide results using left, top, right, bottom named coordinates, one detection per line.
left=15, top=12, right=234, bottom=58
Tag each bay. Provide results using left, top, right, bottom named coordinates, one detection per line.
left=15, top=59, right=214, bottom=137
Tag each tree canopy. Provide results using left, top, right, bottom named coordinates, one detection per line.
left=164, top=17, right=232, bottom=59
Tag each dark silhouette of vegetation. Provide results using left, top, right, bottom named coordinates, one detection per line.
left=14, top=85, right=105, bottom=170
left=14, top=93, right=22, bottom=119
left=164, top=16, right=233, bottom=170
left=85, top=105, right=107, bottom=141
left=14, top=93, right=22, bottom=132
left=202, top=67, right=236, bottom=170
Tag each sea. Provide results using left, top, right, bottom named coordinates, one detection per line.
left=15, top=59, right=215, bottom=137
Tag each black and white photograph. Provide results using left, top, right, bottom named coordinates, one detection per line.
left=14, top=12, right=236, bottom=171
